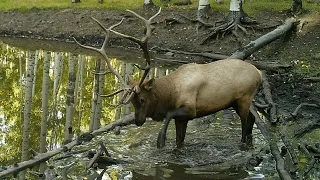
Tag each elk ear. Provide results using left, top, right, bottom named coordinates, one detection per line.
left=128, top=76, right=136, bottom=87
left=144, top=78, right=154, bottom=91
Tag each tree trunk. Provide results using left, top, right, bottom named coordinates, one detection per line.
left=291, top=0, right=302, bottom=14
left=39, top=51, right=50, bottom=173
left=93, top=59, right=106, bottom=130
left=53, top=52, right=63, bottom=121
left=90, top=59, right=101, bottom=132
left=144, top=0, right=155, bottom=8
left=19, top=51, right=35, bottom=180
left=124, top=63, right=134, bottom=116
left=77, top=55, right=85, bottom=134
left=31, top=50, right=39, bottom=98
left=156, top=67, right=166, bottom=78
left=64, top=54, right=77, bottom=144
left=19, top=50, right=24, bottom=125
left=228, top=0, right=242, bottom=23
left=197, top=0, right=211, bottom=20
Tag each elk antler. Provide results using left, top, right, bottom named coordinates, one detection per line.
left=110, top=7, right=162, bottom=87
left=73, top=18, right=135, bottom=105
left=73, top=8, right=161, bottom=105
left=73, top=18, right=126, bottom=87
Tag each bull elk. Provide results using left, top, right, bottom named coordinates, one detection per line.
left=74, top=8, right=262, bottom=149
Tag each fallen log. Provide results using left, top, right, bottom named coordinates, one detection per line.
left=229, top=17, right=297, bottom=59
left=0, top=141, right=78, bottom=178
left=0, top=113, right=135, bottom=179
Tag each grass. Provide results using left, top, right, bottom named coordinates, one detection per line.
left=0, top=0, right=319, bottom=14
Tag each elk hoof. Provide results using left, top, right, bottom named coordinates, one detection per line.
left=157, top=131, right=166, bottom=148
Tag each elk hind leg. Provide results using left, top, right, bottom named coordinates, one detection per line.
left=234, top=99, right=253, bottom=144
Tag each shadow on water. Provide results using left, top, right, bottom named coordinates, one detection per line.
left=0, top=37, right=274, bottom=179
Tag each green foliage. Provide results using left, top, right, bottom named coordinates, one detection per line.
left=292, top=59, right=320, bottom=77
left=0, top=0, right=319, bottom=13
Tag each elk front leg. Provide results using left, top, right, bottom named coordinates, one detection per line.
left=175, top=119, right=188, bottom=148
left=157, top=117, right=170, bottom=148
left=157, top=106, right=189, bottom=148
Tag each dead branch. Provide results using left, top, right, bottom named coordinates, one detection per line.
left=152, top=46, right=229, bottom=60
left=305, top=144, right=320, bottom=154
left=245, top=60, right=292, bottom=73
left=179, top=14, right=213, bottom=28
left=27, top=171, right=44, bottom=178
left=280, top=133, right=298, bottom=165
left=261, top=71, right=278, bottom=123
left=250, top=105, right=293, bottom=180
left=98, top=141, right=111, bottom=157
left=304, top=77, right=320, bottom=82
left=229, top=18, right=297, bottom=60
left=298, top=143, right=316, bottom=177
left=153, top=49, right=292, bottom=73
left=87, top=150, right=101, bottom=170
left=61, top=162, right=75, bottom=180
left=154, top=57, right=189, bottom=64
left=0, top=113, right=134, bottom=178
left=86, top=141, right=114, bottom=170
left=294, top=121, right=320, bottom=138
left=291, top=103, right=320, bottom=117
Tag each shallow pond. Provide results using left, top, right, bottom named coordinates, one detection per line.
left=1, top=37, right=313, bottom=180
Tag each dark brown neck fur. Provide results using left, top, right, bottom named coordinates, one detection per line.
left=152, top=76, right=176, bottom=117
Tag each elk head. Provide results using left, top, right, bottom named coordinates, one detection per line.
left=74, top=8, right=161, bottom=126
left=129, top=78, right=157, bottom=126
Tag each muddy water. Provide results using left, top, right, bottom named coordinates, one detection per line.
left=96, top=111, right=272, bottom=180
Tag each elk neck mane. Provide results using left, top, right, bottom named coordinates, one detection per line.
left=151, top=76, right=177, bottom=110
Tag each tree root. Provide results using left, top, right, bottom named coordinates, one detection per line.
left=291, top=103, right=320, bottom=117
left=201, top=11, right=257, bottom=44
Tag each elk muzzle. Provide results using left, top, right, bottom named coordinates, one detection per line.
left=134, top=112, right=146, bottom=126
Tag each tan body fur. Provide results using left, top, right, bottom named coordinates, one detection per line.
left=130, top=59, right=262, bottom=148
